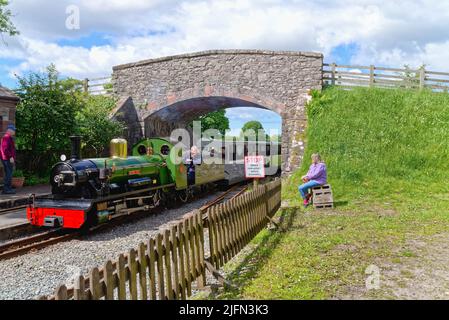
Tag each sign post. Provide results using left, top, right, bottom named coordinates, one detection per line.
left=244, top=155, right=266, bottom=188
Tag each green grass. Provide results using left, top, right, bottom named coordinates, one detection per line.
left=216, top=87, right=449, bottom=300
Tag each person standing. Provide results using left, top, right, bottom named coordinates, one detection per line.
left=1, top=124, right=17, bottom=195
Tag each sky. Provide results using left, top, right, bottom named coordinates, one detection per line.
left=1, top=0, right=448, bottom=132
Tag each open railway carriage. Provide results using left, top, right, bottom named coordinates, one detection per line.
left=27, top=136, right=225, bottom=229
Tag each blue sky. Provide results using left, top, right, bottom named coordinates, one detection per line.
left=2, top=0, right=449, bottom=131
left=225, top=107, right=282, bottom=134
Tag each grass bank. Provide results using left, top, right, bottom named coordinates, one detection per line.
left=217, top=87, right=449, bottom=299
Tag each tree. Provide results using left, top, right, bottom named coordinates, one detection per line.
left=15, top=65, right=82, bottom=173
left=0, top=0, right=19, bottom=36
left=15, top=65, right=125, bottom=174
left=242, top=120, right=264, bottom=133
left=241, top=120, right=269, bottom=142
left=76, top=95, right=125, bottom=157
left=191, top=109, right=230, bottom=135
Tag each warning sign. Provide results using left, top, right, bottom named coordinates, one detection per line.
left=244, top=156, right=266, bottom=178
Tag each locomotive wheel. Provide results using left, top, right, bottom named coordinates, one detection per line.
left=161, top=191, right=177, bottom=209
left=153, top=190, right=162, bottom=207
left=178, top=189, right=189, bottom=203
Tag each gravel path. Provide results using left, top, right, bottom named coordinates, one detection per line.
left=0, top=193, right=220, bottom=300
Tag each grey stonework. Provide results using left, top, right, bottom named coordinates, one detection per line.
left=111, top=50, right=323, bottom=174
left=110, top=97, right=143, bottom=148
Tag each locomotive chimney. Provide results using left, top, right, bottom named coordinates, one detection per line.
left=70, top=136, right=82, bottom=160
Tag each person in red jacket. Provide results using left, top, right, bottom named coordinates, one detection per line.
left=1, top=124, right=17, bottom=194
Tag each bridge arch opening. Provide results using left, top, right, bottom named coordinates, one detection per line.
left=143, top=95, right=284, bottom=174
left=143, top=96, right=282, bottom=138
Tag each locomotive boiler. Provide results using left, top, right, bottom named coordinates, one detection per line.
left=50, top=136, right=168, bottom=199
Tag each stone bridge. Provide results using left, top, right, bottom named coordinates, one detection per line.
left=111, top=50, right=323, bottom=174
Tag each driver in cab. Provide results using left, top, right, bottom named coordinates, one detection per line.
left=183, top=146, right=201, bottom=185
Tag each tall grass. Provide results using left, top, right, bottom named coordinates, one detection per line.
left=285, top=86, right=449, bottom=205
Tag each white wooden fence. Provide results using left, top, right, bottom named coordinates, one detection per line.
left=323, top=63, right=449, bottom=92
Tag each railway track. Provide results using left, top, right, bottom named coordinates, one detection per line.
left=200, top=183, right=248, bottom=213
left=0, top=183, right=250, bottom=262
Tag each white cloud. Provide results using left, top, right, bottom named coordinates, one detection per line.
left=2, top=0, right=449, bottom=83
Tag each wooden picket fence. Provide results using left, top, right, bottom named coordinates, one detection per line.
left=207, top=179, right=281, bottom=269
left=50, top=210, right=205, bottom=300
left=45, top=179, right=281, bottom=300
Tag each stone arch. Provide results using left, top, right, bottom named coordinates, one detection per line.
left=112, top=49, right=323, bottom=174
left=142, top=85, right=285, bottom=136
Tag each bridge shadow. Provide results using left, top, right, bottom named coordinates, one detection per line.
left=211, top=207, right=298, bottom=299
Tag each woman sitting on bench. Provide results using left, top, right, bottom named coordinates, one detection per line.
left=299, top=153, right=327, bottom=207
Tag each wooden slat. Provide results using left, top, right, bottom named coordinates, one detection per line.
left=226, top=200, right=236, bottom=258
left=208, top=207, right=218, bottom=269
left=128, top=249, right=138, bottom=300
left=148, top=238, right=157, bottom=300
left=324, top=63, right=371, bottom=70
left=89, top=267, right=101, bottom=300
left=156, top=233, right=165, bottom=299
left=74, top=275, right=85, bottom=300
left=235, top=197, right=244, bottom=252
left=88, top=76, right=112, bottom=81
left=194, top=212, right=205, bottom=288
left=425, top=77, right=449, bottom=84
left=426, top=70, right=449, bottom=76
left=163, top=229, right=174, bottom=300
left=177, top=221, right=187, bottom=300
left=117, top=254, right=126, bottom=300
left=188, top=215, right=198, bottom=280
left=138, top=242, right=148, bottom=300
left=374, top=66, right=418, bottom=73
left=182, top=219, right=192, bottom=296
left=196, top=211, right=206, bottom=289
left=55, top=285, right=68, bottom=300
left=170, top=225, right=180, bottom=299
left=216, top=205, right=225, bottom=267
left=104, top=260, right=115, bottom=300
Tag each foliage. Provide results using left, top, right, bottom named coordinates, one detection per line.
left=12, top=169, right=24, bottom=178
left=76, top=95, right=125, bottom=157
left=24, top=174, right=49, bottom=186
left=0, top=0, right=19, bottom=36
left=398, top=64, right=425, bottom=88
left=191, top=109, right=230, bottom=135
left=241, top=120, right=268, bottom=141
left=103, top=82, right=113, bottom=94
left=15, top=65, right=125, bottom=174
left=299, top=86, right=449, bottom=192
left=15, top=65, right=82, bottom=173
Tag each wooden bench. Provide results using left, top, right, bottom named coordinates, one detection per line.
left=311, top=184, right=334, bottom=209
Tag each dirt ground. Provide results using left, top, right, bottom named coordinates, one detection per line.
left=336, top=233, right=449, bottom=300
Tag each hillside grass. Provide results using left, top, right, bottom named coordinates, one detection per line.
left=216, top=87, right=449, bottom=299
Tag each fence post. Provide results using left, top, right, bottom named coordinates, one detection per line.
left=419, top=67, right=426, bottom=90
left=331, top=63, right=336, bottom=85
left=369, top=65, right=375, bottom=87
left=83, top=78, right=89, bottom=93
left=55, top=284, right=68, bottom=300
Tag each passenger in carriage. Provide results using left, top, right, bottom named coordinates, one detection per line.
left=184, top=145, right=201, bottom=185
left=298, top=153, right=327, bottom=208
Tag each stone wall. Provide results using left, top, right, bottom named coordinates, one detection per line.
left=112, top=50, right=323, bottom=174
left=110, top=96, right=143, bottom=148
